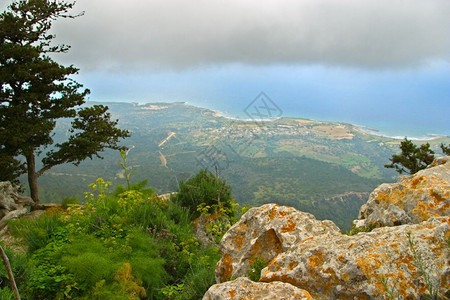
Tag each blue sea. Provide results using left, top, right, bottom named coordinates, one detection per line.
left=187, top=95, right=449, bottom=140
left=83, top=64, right=450, bottom=139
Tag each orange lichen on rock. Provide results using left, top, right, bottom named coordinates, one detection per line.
left=235, top=223, right=248, bottom=233
left=300, top=236, right=314, bottom=244
left=280, top=218, right=297, bottom=233
left=307, top=251, right=324, bottom=269
left=261, top=272, right=304, bottom=288
left=376, top=188, right=407, bottom=208
left=249, top=229, right=283, bottom=261
left=410, top=175, right=426, bottom=189
left=232, top=235, right=245, bottom=250
left=412, top=201, right=431, bottom=221
left=288, top=261, right=298, bottom=271
left=228, top=289, right=236, bottom=298
left=268, top=204, right=280, bottom=220
left=220, top=253, right=234, bottom=282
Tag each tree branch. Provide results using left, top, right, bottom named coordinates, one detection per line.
left=0, top=245, right=21, bottom=300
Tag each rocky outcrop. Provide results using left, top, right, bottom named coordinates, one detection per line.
left=215, top=204, right=340, bottom=283
left=0, top=181, right=35, bottom=229
left=260, top=216, right=449, bottom=299
left=206, top=157, right=450, bottom=299
left=356, top=156, right=450, bottom=228
left=203, top=277, right=312, bottom=300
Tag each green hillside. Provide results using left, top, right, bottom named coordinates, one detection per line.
left=29, top=102, right=450, bottom=231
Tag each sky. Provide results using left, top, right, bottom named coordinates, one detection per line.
left=2, top=0, right=450, bottom=137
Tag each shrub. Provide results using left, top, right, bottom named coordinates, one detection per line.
left=175, top=169, right=234, bottom=219
left=61, top=197, right=80, bottom=208
left=9, top=214, right=66, bottom=254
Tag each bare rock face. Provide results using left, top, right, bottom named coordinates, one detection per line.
left=203, top=277, right=313, bottom=300
left=0, top=181, right=35, bottom=230
left=356, top=156, right=450, bottom=228
left=215, top=203, right=340, bottom=283
left=0, top=181, right=20, bottom=211
left=260, top=217, right=449, bottom=299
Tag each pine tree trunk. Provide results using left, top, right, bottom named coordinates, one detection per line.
left=25, top=153, right=40, bottom=205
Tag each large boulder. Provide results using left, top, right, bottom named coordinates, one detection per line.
left=215, top=204, right=340, bottom=283
left=203, top=277, right=313, bottom=300
left=260, top=217, right=449, bottom=299
left=356, top=156, right=450, bottom=228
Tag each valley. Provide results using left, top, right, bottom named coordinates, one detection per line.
left=34, top=102, right=450, bottom=231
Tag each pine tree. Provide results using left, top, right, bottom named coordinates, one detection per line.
left=0, top=0, right=129, bottom=204
left=385, top=138, right=434, bottom=175
left=440, top=143, right=450, bottom=156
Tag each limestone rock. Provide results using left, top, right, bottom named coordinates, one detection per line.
left=203, top=277, right=313, bottom=300
left=0, top=181, right=34, bottom=211
left=215, top=204, right=340, bottom=283
left=0, top=181, right=37, bottom=231
left=356, top=156, right=450, bottom=228
left=260, top=217, right=449, bottom=299
left=0, top=181, right=19, bottom=211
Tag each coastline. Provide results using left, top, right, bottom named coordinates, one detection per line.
left=213, top=107, right=448, bottom=141
left=90, top=100, right=449, bottom=142
left=354, top=125, right=448, bottom=141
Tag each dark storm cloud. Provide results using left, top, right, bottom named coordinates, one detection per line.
left=5, top=0, right=450, bottom=70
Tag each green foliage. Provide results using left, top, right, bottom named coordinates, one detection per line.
left=0, top=155, right=25, bottom=187
left=440, top=143, right=450, bottom=156
left=61, top=197, right=80, bottom=208
left=385, top=138, right=435, bottom=174
left=197, top=201, right=237, bottom=243
left=7, top=177, right=221, bottom=299
left=246, top=257, right=268, bottom=282
left=346, top=223, right=376, bottom=236
left=175, top=169, right=234, bottom=219
left=0, top=244, right=28, bottom=296
left=119, top=147, right=136, bottom=189
left=9, top=213, right=65, bottom=254
left=161, top=283, right=185, bottom=300
left=161, top=246, right=220, bottom=300
left=0, top=287, right=14, bottom=300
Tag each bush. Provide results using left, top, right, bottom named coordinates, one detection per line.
left=61, top=197, right=80, bottom=208
left=175, top=169, right=234, bottom=219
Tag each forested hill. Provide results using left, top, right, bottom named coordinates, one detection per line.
left=34, top=102, right=450, bottom=231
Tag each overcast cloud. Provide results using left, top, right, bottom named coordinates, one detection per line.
left=1, top=0, right=450, bottom=70
left=36, top=0, right=448, bottom=71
